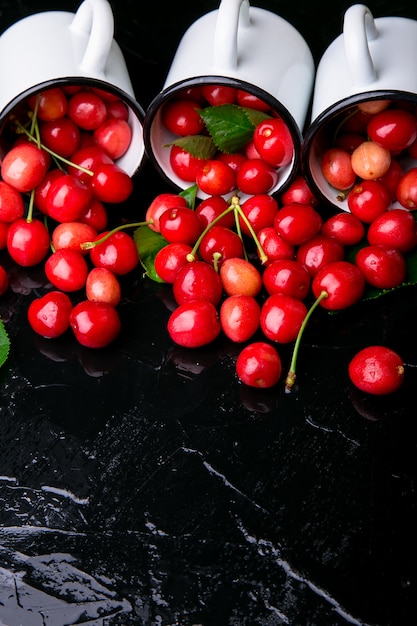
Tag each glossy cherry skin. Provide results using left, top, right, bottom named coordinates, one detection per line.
left=195, top=196, right=235, bottom=229
left=44, top=249, right=89, bottom=292
left=219, top=257, right=262, bottom=297
left=172, top=260, right=223, bottom=306
left=67, top=145, right=113, bottom=185
left=347, top=180, right=391, bottom=223
left=69, top=300, right=121, bottom=348
left=312, top=261, right=365, bottom=310
left=321, top=147, right=356, bottom=191
left=67, top=90, right=107, bottom=131
left=89, top=230, right=139, bottom=275
left=348, top=345, right=405, bottom=395
left=236, top=90, right=270, bottom=112
left=253, top=118, right=294, bottom=168
left=196, top=159, right=237, bottom=196
left=93, top=118, right=132, bottom=159
left=154, top=242, right=193, bottom=283
left=52, top=221, right=98, bottom=255
left=161, top=98, right=204, bottom=136
left=28, top=87, right=68, bottom=121
left=39, top=117, right=81, bottom=157
left=396, top=167, right=417, bottom=209
left=355, top=244, right=406, bottom=289
left=239, top=193, right=279, bottom=235
left=280, top=175, right=318, bottom=207
left=256, top=227, right=295, bottom=265
left=367, top=208, right=417, bottom=253
left=6, top=218, right=50, bottom=267
left=159, top=206, right=203, bottom=245
left=296, top=234, right=345, bottom=276
left=0, top=181, right=24, bottom=222
left=145, top=192, right=188, bottom=233
left=34, top=169, right=66, bottom=215
left=321, top=212, right=365, bottom=246
left=90, top=163, right=133, bottom=203
left=86, top=267, right=122, bottom=306
left=236, top=158, right=278, bottom=195
left=167, top=300, right=221, bottom=348
left=201, top=84, right=237, bottom=106
left=170, top=145, right=208, bottom=183
left=28, top=291, right=73, bottom=338
left=236, top=341, right=282, bottom=388
left=198, top=225, right=244, bottom=267
left=260, top=293, right=307, bottom=343
left=46, top=174, right=93, bottom=222
left=367, top=108, right=417, bottom=152
left=274, top=203, right=322, bottom=245
left=262, top=259, right=311, bottom=299
left=220, top=295, right=261, bottom=343
left=1, top=142, right=49, bottom=193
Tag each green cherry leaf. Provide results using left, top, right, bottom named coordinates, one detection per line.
left=198, top=104, right=271, bottom=154
left=134, top=225, right=168, bottom=283
left=0, top=319, right=10, bottom=369
left=169, top=135, right=217, bottom=160
left=179, top=184, right=198, bottom=210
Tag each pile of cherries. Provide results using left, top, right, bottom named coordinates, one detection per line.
left=0, top=85, right=138, bottom=348
left=0, top=87, right=412, bottom=396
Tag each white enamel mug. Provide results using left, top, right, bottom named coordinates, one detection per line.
left=302, top=3, right=417, bottom=210
left=143, top=0, right=315, bottom=199
left=0, top=0, right=145, bottom=176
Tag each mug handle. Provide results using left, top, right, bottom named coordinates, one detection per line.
left=343, top=4, right=379, bottom=86
left=212, top=0, right=250, bottom=72
left=69, top=0, right=114, bottom=76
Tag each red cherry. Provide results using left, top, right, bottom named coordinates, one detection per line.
left=274, top=203, right=322, bottom=245
left=280, top=175, right=319, bottom=207
left=321, top=147, right=356, bottom=191
left=145, top=193, right=188, bottom=233
left=198, top=225, right=244, bottom=267
left=236, top=90, right=270, bottom=112
left=367, top=208, right=417, bottom=253
left=367, top=108, right=417, bottom=152
left=39, top=117, right=81, bottom=157
left=161, top=98, right=204, bottom=136
left=159, top=206, right=203, bottom=245
left=67, top=145, right=113, bottom=184
left=169, top=145, right=208, bottom=183
left=235, top=158, right=278, bottom=195
left=201, top=85, right=237, bottom=106
left=220, top=295, right=261, bottom=343
left=154, top=242, right=193, bottom=283
left=6, top=218, right=50, bottom=266
left=239, top=193, right=279, bottom=235
left=67, top=90, right=107, bottom=131
left=396, top=167, right=417, bottom=209
left=219, top=257, right=262, bottom=297
left=44, top=249, right=89, bottom=292
left=172, top=260, right=223, bottom=306
left=69, top=300, right=121, bottom=348
left=195, top=195, right=235, bottom=229
left=34, top=169, right=66, bottom=215
left=93, top=118, right=132, bottom=159
left=90, top=163, right=133, bottom=203
left=256, top=227, right=295, bottom=265
left=321, top=212, right=365, bottom=246
left=86, top=267, right=121, bottom=306
left=260, top=293, right=307, bottom=343
left=28, top=291, right=73, bottom=338
left=167, top=300, right=221, bottom=347
left=348, top=345, right=405, bottom=395
left=45, top=174, right=93, bottom=222
left=253, top=118, right=294, bottom=167
left=262, top=259, right=311, bottom=299
left=80, top=198, right=108, bottom=231
left=311, top=261, right=365, bottom=310
left=0, top=180, right=24, bottom=222
left=196, top=159, right=236, bottom=196
left=347, top=179, right=391, bottom=223
left=89, top=230, right=139, bottom=275
left=236, top=341, right=282, bottom=388
left=355, top=244, right=406, bottom=289
left=52, top=221, right=98, bottom=255
left=28, top=87, right=68, bottom=121
left=296, top=234, right=345, bottom=276
left=1, top=142, right=49, bottom=193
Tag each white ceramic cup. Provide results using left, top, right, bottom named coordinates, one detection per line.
left=0, top=0, right=145, bottom=176
left=302, top=3, right=417, bottom=210
left=143, top=0, right=315, bottom=199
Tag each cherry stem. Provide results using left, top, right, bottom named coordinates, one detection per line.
left=285, top=289, right=328, bottom=393
left=186, top=202, right=236, bottom=262
left=81, top=220, right=152, bottom=250
left=232, top=198, right=268, bottom=264
left=26, top=189, right=35, bottom=223
left=15, top=119, right=94, bottom=177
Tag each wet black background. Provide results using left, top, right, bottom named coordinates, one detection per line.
left=0, top=0, right=416, bottom=625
